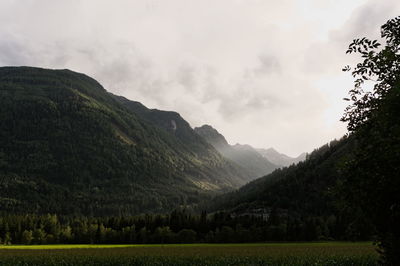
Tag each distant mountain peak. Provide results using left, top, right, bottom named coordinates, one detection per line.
left=257, top=147, right=306, bottom=167
left=195, top=125, right=278, bottom=179
left=265, top=147, right=278, bottom=153
left=198, top=124, right=215, bottom=130
left=194, top=124, right=229, bottom=148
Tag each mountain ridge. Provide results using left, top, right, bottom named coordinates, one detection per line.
left=208, top=136, right=353, bottom=215
left=194, top=124, right=278, bottom=179
left=0, top=66, right=251, bottom=215
left=257, top=147, right=306, bottom=167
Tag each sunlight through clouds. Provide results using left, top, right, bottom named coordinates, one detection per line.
left=0, top=0, right=399, bottom=156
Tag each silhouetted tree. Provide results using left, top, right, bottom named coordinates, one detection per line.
left=342, top=16, right=400, bottom=265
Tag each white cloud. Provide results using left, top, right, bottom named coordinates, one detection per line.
left=0, top=0, right=399, bottom=156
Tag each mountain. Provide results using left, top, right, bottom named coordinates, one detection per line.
left=194, top=125, right=278, bottom=179
left=208, top=136, right=354, bottom=216
left=193, top=125, right=229, bottom=150
left=207, top=136, right=373, bottom=241
left=0, top=66, right=250, bottom=216
left=257, top=148, right=306, bottom=167
left=112, top=97, right=224, bottom=159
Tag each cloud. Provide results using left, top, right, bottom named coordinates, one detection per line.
left=0, top=0, right=399, bottom=156
left=253, top=55, right=281, bottom=76
left=303, top=0, right=400, bottom=75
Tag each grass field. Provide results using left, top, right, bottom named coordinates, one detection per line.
left=0, top=242, right=378, bottom=265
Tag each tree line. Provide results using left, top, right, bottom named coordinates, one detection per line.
left=0, top=209, right=371, bottom=245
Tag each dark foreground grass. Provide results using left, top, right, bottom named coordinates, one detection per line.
left=0, top=242, right=378, bottom=266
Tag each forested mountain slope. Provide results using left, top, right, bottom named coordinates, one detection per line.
left=208, top=137, right=373, bottom=240
left=194, top=125, right=277, bottom=179
left=207, top=136, right=372, bottom=240
left=210, top=137, right=351, bottom=214
left=0, top=66, right=250, bottom=216
left=112, top=97, right=251, bottom=181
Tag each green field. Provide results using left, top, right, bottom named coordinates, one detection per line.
left=0, top=242, right=378, bottom=265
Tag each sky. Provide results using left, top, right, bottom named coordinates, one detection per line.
left=1, top=0, right=399, bottom=156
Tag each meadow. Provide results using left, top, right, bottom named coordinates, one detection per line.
left=0, top=242, right=378, bottom=265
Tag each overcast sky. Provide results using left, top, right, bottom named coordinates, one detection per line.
left=1, top=0, right=399, bottom=156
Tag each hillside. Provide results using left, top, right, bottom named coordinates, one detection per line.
left=194, top=125, right=278, bottom=179
left=209, top=137, right=352, bottom=214
left=0, top=66, right=251, bottom=216
left=207, top=136, right=373, bottom=240
left=208, top=137, right=373, bottom=240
